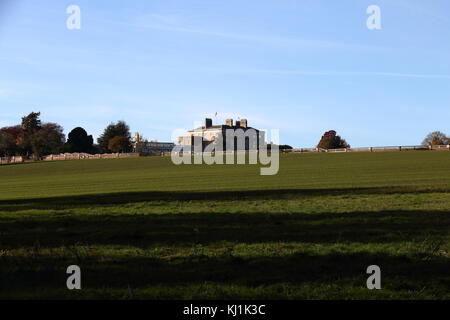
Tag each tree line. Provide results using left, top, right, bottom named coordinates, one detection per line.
left=0, top=112, right=134, bottom=160
left=1, top=111, right=448, bottom=160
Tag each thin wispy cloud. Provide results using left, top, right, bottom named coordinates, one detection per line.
left=99, top=14, right=386, bottom=52
left=0, top=56, right=40, bottom=66
left=169, top=66, right=450, bottom=80
left=242, top=69, right=450, bottom=80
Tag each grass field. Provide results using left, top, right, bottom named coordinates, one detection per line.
left=0, top=152, right=449, bottom=299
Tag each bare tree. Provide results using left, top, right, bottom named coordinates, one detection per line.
left=422, top=131, right=449, bottom=146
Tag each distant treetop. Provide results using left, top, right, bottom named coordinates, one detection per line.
left=317, top=130, right=350, bottom=149
left=422, top=131, right=449, bottom=146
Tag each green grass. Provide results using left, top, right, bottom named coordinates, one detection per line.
left=0, top=152, right=449, bottom=299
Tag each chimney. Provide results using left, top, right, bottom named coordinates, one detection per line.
left=235, top=120, right=241, bottom=127
left=205, top=118, right=212, bottom=128
left=225, top=119, right=233, bottom=126
left=240, top=119, right=248, bottom=128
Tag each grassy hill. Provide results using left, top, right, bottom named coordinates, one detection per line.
left=0, top=152, right=449, bottom=299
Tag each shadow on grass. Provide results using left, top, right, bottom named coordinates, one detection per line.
left=1, top=189, right=449, bottom=298
left=1, top=249, right=449, bottom=297
left=1, top=209, right=449, bottom=247
left=1, top=186, right=449, bottom=211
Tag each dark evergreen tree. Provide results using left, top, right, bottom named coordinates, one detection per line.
left=66, top=127, right=94, bottom=153
left=97, top=121, right=132, bottom=153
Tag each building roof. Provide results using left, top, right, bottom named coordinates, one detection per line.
left=189, top=125, right=259, bottom=132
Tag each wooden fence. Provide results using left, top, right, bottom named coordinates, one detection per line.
left=289, top=145, right=450, bottom=154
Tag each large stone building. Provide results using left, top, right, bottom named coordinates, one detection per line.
left=178, top=118, right=265, bottom=151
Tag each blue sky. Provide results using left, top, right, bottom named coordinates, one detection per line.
left=0, top=0, right=449, bottom=147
